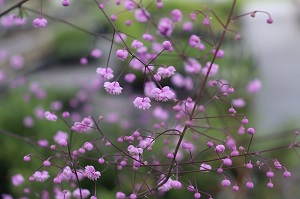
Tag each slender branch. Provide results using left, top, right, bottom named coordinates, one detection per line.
left=0, top=0, right=29, bottom=18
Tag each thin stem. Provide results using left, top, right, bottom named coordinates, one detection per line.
left=0, top=0, right=29, bottom=17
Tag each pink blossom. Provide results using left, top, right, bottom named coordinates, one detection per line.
left=151, top=86, right=175, bottom=102
left=171, top=180, right=182, bottom=189
left=221, top=179, right=231, bottom=187
left=116, top=192, right=126, bottom=199
left=162, top=41, right=172, bottom=51
left=200, top=163, right=212, bottom=172
left=182, top=21, right=193, bottom=32
left=131, top=40, right=143, bottom=48
left=171, top=9, right=182, bottom=22
left=127, top=145, right=143, bottom=155
left=157, top=66, right=176, bottom=78
left=96, top=67, right=114, bottom=80
left=201, top=62, right=219, bottom=77
left=203, top=16, right=210, bottom=26
left=139, top=136, right=155, bottom=149
left=32, top=17, right=48, bottom=28
left=129, top=58, right=143, bottom=70
left=84, top=165, right=101, bottom=181
left=158, top=176, right=173, bottom=192
left=44, top=111, right=57, bottom=122
left=54, top=131, right=68, bottom=146
left=33, top=171, right=50, bottom=182
left=116, top=49, right=128, bottom=61
left=142, top=33, right=155, bottom=41
left=55, top=190, right=71, bottom=199
left=171, top=73, right=185, bottom=87
left=184, top=58, right=201, bottom=74
left=215, top=144, right=225, bottom=153
left=135, top=9, right=150, bottom=22
left=104, top=81, right=123, bottom=95
left=71, top=118, right=93, bottom=133
left=73, top=188, right=90, bottom=199
left=157, top=17, right=174, bottom=37
left=10, top=54, right=24, bottom=69
left=152, top=42, right=164, bottom=53
left=247, top=79, right=262, bottom=94
left=212, top=49, right=224, bottom=58
left=62, top=166, right=73, bottom=179
left=144, top=81, right=157, bottom=98
left=62, top=0, right=70, bottom=6
left=189, top=35, right=201, bottom=48
left=232, top=98, right=246, bottom=108
left=114, top=33, right=127, bottom=43
left=124, top=0, right=135, bottom=11
left=23, top=116, right=34, bottom=127
left=153, top=106, right=169, bottom=120
left=90, top=48, right=102, bottom=58
left=11, top=174, right=24, bottom=186
left=124, top=73, right=136, bottom=83
left=133, top=97, right=151, bottom=110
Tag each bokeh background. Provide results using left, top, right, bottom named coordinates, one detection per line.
left=1, top=0, right=300, bottom=198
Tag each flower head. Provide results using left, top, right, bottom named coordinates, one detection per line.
left=96, top=67, right=114, bottom=80
left=151, top=86, right=175, bottom=102
left=104, top=81, right=123, bottom=95
left=133, top=97, right=151, bottom=110
left=85, top=165, right=101, bottom=181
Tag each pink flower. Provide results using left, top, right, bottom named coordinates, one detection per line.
left=139, top=136, right=155, bottom=149
left=116, top=192, right=126, bottom=199
left=73, top=188, right=90, bottom=199
left=53, top=131, right=68, bottom=146
left=142, top=33, right=155, bottom=41
left=96, top=67, right=114, bottom=80
left=157, top=17, right=174, bottom=37
left=116, top=49, right=128, bottom=61
left=171, top=9, right=182, bottom=22
left=201, top=62, right=219, bottom=77
left=44, top=111, right=57, bottom=122
left=124, top=0, right=135, bottom=11
left=124, top=73, right=136, bottom=83
left=203, top=16, right=210, bottom=26
left=32, top=17, right=48, bottom=28
left=33, top=171, right=50, bottom=182
left=200, top=163, right=212, bottom=172
left=10, top=54, right=24, bottom=69
left=90, top=48, right=102, bottom=58
left=131, top=40, right=143, bottom=48
left=144, top=81, right=157, bottom=98
left=104, top=81, right=123, bottom=95
left=133, top=97, right=151, bottom=110
left=221, top=179, right=231, bottom=187
left=162, top=41, right=172, bottom=51
left=11, top=174, right=24, bottom=186
left=247, top=79, right=262, bottom=94
left=62, top=166, right=73, bottom=179
left=62, top=0, right=70, bottom=6
left=189, top=35, right=201, bottom=48
left=114, top=33, right=127, bottom=43
left=85, top=165, right=101, bottom=181
left=182, top=21, right=193, bottom=32
left=151, top=86, right=175, bottom=102
left=71, top=117, right=93, bottom=133
left=135, top=9, right=150, bottom=22
left=232, top=98, right=246, bottom=108
left=127, top=145, right=143, bottom=155
left=153, top=106, right=169, bottom=120
left=212, top=49, right=224, bottom=58
left=184, top=58, right=202, bottom=74
left=157, top=66, right=176, bottom=78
